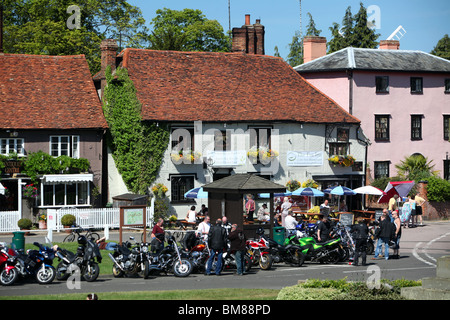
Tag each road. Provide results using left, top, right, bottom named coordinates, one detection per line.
left=0, top=221, right=449, bottom=297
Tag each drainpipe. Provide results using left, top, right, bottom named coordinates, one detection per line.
left=347, top=70, right=353, bottom=115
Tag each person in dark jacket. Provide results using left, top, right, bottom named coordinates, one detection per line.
left=228, top=224, right=247, bottom=275
left=373, top=209, right=393, bottom=260
left=206, top=219, right=228, bottom=275
left=351, top=216, right=369, bottom=266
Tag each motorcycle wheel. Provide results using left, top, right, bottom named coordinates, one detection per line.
left=339, top=247, right=350, bottom=262
left=140, top=260, right=150, bottom=279
left=259, top=253, right=273, bottom=270
left=56, top=261, right=70, bottom=281
left=173, top=259, right=193, bottom=277
left=83, top=263, right=100, bottom=282
left=36, top=266, right=56, bottom=285
left=366, top=242, right=374, bottom=255
left=291, top=250, right=305, bottom=267
left=0, top=268, right=19, bottom=286
left=112, top=265, right=124, bottom=278
left=244, top=255, right=252, bottom=272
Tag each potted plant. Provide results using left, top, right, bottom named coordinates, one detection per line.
left=17, top=218, right=32, bottom=232
left=61, top=214, right=76, bottom=232
left=286, top=180, right=301, bottom=192
left=328, top=155, right=356, bottom=167
left=151, top=183, right=168, bottom=198
left=38, top=210, right=47, bottom=229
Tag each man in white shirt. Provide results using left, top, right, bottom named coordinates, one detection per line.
left=196, top=215, right=211, bottom=241
left=284, top=210, right=297, bottom=235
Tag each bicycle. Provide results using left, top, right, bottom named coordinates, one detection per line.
left=63, top=224, right=100, bottom=243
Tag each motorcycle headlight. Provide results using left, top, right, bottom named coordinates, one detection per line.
left=142, top=246, right=148, bottom=253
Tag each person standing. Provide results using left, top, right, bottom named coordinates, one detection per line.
left=245, top=194, right=255, bottom=222
left=206, top=219, right=228, bottom=276
left=196, top=215, right=211, bottom=241
left=388, top=194, right=399, bottom=221
left=280, top=197, right=292, bottom=227
left=392, top=210, right=402, bottom=259
left=228, top=224, right=247, bottom=276
left=150, top=218, right=165, bottom=254
left=317, top=214, right=331, bottom=242
left=284, top=210, right=297, bottom=236
left=373, top=210, right=393, bottom=260
left=350, top=217, right=369, bottom=266
left=414, top=193, right=426, bottom=226
left=221, top=216, right=232, bottom=235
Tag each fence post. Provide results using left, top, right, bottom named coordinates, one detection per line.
left=45, top=228, right=53, bottom=244
left=104, top=224, right=109, bottom=240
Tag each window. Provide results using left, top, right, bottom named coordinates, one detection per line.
left=445, top=79, right=450, bottom=93
left=374, top=161, right=390, bottom=179
left=376, top=76, right=389, bottom=93
left=329, top=143, right=348, bottom=156
left=170, top=175, right=194, bottom=202
left=410, top=77, right=423, bottom=94
left=444, top=116, right=450, bottom=141
left=411, top=115, right=422, bottom=140
left=50, top=136, right=79, bottom=158
left=249, top=127, right=272, bottom=149
left=444, top=160, right=450, bottom=181
left=0, top=138, right=24, bottom=156
left=171, top=127, right=194, bottom=151
left=42, top=182, right=90, bottom=207
left=375, top=115, right=390, bottom=141
left=214, top=130, right=231, bottom=151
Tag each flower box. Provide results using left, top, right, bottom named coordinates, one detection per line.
left=328, top=155, right=356, bottom=167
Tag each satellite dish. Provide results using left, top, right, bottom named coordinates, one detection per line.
left=387, top=25, right=407, bottom=41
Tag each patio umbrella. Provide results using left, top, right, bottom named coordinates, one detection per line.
left=184, top=187, right=208, bottom=199
left=353, top=186, right=386, bottom=196
left=0, top=183, right=5, bottom=195
left=291, top=187, right=324, bottom=197
left=323, top=186, right=356, bottom=212
left=378, top=181, right=415, bottom=203
left=258, top=192, right=292, bottom=199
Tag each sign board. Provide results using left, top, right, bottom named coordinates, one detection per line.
left=375, top=210, right=383, bottom=221
left=287, top=151, right=324, bottom=167
left=119, top=205, right=146, bottom=244
left=339, top=213, right=354, bottom=226
left=207, top=150, right=247, bottom=167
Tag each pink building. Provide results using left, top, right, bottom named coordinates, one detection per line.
left=296, top=38, right=450, bottom=181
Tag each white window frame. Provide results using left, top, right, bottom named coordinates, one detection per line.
left=0, top=138, right=25, bottom=156
left=39, top=181, right=90, bottom=208
left=49, top=135, right=80, bottom=158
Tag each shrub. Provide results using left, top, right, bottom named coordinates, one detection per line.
left=17, top=218, right=33, bottom=230
left=426, top=176, right=450, bottom=202
left=61, top=214, right=76, bottom=227
left=276, top=285, right=342, bottom=300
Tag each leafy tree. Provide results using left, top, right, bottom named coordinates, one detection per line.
left=430, top=34, right=450, bottom=60
left=286, top=30, right=303, bottom=67
left=273, top=46, right=281, bottom=58
left=148, top=8, right=230, bottom=52
left=395, top=154, right=437, bottom=181
left=2, top=0, right=147, bottom=74
left=305, top=12, right=321, bottom=36
left=327, top=2, right=380, bottom=53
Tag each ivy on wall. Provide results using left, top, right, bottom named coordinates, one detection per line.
left=103, top=66, right=169, bottom=194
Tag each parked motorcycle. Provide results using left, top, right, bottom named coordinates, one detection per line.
left=11, top=242, right=56, bottom=285
left=108, top=237, right=149, bottom=279
left=55, top=234, right=102, bottom=282
left=246, top=236, right=273, bottom=270
left=147, top=233, right=193, bottom=277
left=0, top=244, right=19, bottom=286
left=182, top=231, right=210, bottom=273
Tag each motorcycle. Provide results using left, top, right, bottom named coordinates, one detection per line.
left=55, top=234, right=102, bottom=282
left=246, top=236, right=273, bottom=270
left=0, top=244, right=19, bottom=286
left=12, top=242, right=57, bottom=285
left=147, top=233, right=193, bottom=277
left=182, top=231, right=210, bottom=273
left=108, top=237, right=150, bottom=279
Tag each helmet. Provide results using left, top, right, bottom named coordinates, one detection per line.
left=77, top=235, right=87, bottom=245
left=256, top=227, right=265, bottom=235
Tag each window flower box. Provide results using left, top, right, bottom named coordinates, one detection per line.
left=170, top=150, right=202, bottom=164
left=328, top=155, right=356, bottom=167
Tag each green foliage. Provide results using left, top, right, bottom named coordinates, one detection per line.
left=17, top=218, right=33, bottom=230
left=103, top=66, right=170, bottom=194
left=395, top=154, right=437, bottom=181
left=286, top=31, right=303, bottom=67
left=61, top=214, right=76, bottom=226
left=22, top=151, right=90, bottom=184
left=426, top=176, right=450, bottom=202
left=148, top=8, right=230, bottom=52
left=430, top=34, right=450, bottom=60
left=306, top=13, right=322, bottom=37
left=327, top=3, right=380, bottom=53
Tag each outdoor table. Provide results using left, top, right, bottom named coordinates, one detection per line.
left=352, top=210, right=376, bottom=221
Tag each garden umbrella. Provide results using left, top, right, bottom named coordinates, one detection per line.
left=184, top=187, right=208, bottom=199
left=353, top=186, right=386, bottom=196
left=258, top=191, right=292, bottom=198
left=291, top=187, right=324, bottom=197
left=378, top=181, right=415, bottom=203
left=323, top=186, right=356, bottom=212
left=0, top=183, right=5, bottom=195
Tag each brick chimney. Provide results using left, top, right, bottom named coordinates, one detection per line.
left=232, top=14, right=265, bottom=55
left=303, top=36, right=327, bottom=63
left=379, top=40, right=400, bottom=50
left=97, top=39, right=118, bottom=99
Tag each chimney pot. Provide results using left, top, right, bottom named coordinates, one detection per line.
left=245, top=14, right=251, bottom=26
left=303, top=36, right=327, bottom=63
left=379, top=40, right=400, bottom=50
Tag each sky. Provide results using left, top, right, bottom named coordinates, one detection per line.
left=127, top=0, right=449, bottom=59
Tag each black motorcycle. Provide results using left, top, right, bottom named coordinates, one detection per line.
left=265, top=237, right=305, bottom=267
left=181, top=231, right=210, bottom=273
left=147, top=233, right=193, bottom=277
left=108, top=237, right=150, bottom=279
left=13, top=242, right=56, bottom=285
left=55, top=234, right=102, bottom=282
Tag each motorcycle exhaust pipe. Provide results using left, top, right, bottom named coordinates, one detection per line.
left=56, top=252, right=71, bottom=264
left=108, top=253, right=124, bottom=271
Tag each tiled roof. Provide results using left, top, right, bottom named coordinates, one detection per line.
left=203, top=173, right=286, bottom=194
left=0, top=54, right=107, bottom=130
left=295, top=47, right=450, bottom=73
left=119, top=49, right=360, bottom=124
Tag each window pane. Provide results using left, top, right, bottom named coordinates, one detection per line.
left=78, top=182, right=88, bottom=205
left=0, top=139, right=7, bottom=154
left=375, top=116, right=389, bottom=140
left=376, top=76, right=389, bottom=93
left=60, top=137, right=69, bottom=156
left=43, top=185, right=54, bottom=206
left=66, top=183, right=77, bottom=205
left=51, top=137, right=59, bottom=156
left=444, top=116, right=450, bottom=141
left=55, top=184, right=65, bottom=205
left=411, top=77, right=423, bottom=93
left=16, top=139, right=23, bottom=155
left=375, top=162, right=389, bottom=179
left=411, top=116, right=422, bottom=140
left=72, top=136, right=79, bottom=159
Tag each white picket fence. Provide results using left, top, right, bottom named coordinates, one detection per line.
left=0, top=211, right=21, bottom=233
left=0, top=201, right=155, bottom=233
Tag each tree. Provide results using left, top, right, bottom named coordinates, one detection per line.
left=2, top=0, right=147, bottom=75
left=431, top=34, right=450, bottom=60
left=286, top=30, right=303, bottom=67
left=148, top=8, right=230, bottom=52
left=305, top=12, right=321, bottom=36
left=395, top=154, right=437, bottom=181
left=327, top=2, right=380, bottom=53
left=273, top=46, right=281, bottom=58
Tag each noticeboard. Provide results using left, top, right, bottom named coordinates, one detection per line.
left=119, top=205, right=146, bottom=244
left=339, top=213, right=354, bottom=226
